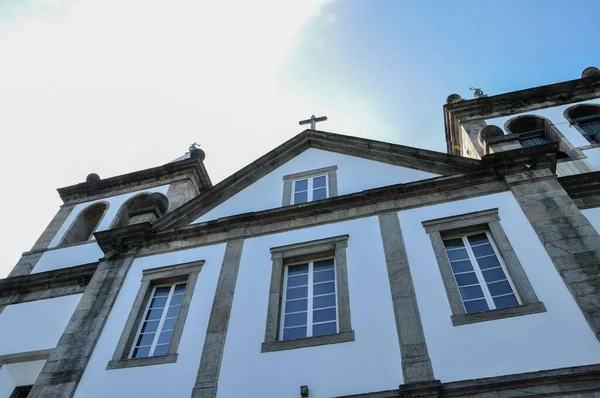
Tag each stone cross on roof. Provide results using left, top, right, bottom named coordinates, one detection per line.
left=299, top=115, right=327, bottom=130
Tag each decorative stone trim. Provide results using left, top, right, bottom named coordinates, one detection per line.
left=378, top=213, right=435, bottom=384
left=282, top=165, right=338, bottom=206
left=0, top=349, right=52, bottom=365
left=107, top=260, right=203, bottom=370
left=423, top=208, right=544, bottom=326
left=261, top=235, right=353, bottom=353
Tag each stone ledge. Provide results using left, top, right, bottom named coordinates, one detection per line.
left=106, top=353, right=178, bottom=370
left=261, top=331, right=354, bottom=353
left=451, top=302, right=546, bottom=326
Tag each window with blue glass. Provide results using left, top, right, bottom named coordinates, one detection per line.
left=281, top=259, right=337, bottom=340
left=443, top=232, right=520, bottom=314
left=292, top=175, right=328, bottom=204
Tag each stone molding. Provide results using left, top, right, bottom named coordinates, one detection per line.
left=262, top=235, right=353, bottom=353
left=282, top=165, right=338, bottom=206
left=0, top=349, right=52, bottom=365
left=107, top=260, right=203, bottom=370
left=559, top=170, right=600, bottom=209
left=378, top=213, right=435, bottom=384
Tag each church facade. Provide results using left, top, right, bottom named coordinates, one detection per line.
left=2, top=67, right=600, bottom=397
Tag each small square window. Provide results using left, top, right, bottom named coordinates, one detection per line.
left=423, top=209, right=545, bottom=326
left=282, top=166, right=338, bottom=206
left=292, top=175, right=328, bottom=204
left=107, top=261, right=203, bottom=369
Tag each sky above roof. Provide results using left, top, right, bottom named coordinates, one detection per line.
left=0, top=0, right=599, bottom=276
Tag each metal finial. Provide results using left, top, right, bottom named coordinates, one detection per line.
left=189, top=142, right=201, bottom=152
left=469, top=87, right=487, bottom=99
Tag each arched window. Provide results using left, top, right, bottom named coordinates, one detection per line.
left=506, top=116, right=552, bottom=147
left=59, top=202, right=108, bottom=246
left=112, top=193, right=150, bottom=228
left=565, top=104, right=600, bottom=144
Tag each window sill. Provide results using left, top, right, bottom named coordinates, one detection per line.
left=261, top=330, right=355, bottom=353
left=451, top=301, right=546, bottom=326
left=106, top=353, right=178, bottom=370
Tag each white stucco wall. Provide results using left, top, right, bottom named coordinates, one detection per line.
left=74, top=244, right=226, bottom=398
left=218, top=217, right=402, bottom=398
left=193, top=148, right=438, bottom=223
left=399, top=192, right=600, bottom=383
left=484, top=98, right=600, bottom=151
left=32, top=243, right=104, bottom=274
left=48, top=185, right=170, bottom=249
left=581, top=207, right=600, bottom=235
left=0, top=360, right=45, bottom=398
left=0, top=295, right=81, bottom=356
left=582, top=147, right=600, bottom=170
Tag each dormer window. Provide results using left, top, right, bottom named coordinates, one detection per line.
left=282, top=166, right=338, bottom=206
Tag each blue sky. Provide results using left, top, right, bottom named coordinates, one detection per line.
left=0, top=0, right=598, bottom=274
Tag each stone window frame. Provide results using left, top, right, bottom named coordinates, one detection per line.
left=422, top=208, right=545, bottom=326
left=262, top=235, right=354, bottom=352
left=282, top=166, right=338, bottom=206
left=107, top=260, right=203, bottom=369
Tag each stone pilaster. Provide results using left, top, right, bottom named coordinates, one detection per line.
left=378, top=213, right=435, bottom=384
left=29, top=253, right=136, bottom=397
left=192, top=240, right=244, bottom=398
left=507, top=169, right=600, bottom=340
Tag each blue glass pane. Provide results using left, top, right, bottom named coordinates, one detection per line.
left=446, top=249, right=469, bottom=261
left=284, top=312, right=307, bottom=327
left=487, top=281, right=513, bottom=296
left=288, top=264, right=308, bottom=275
left=285, top=299, right=308, bottom=313
left=174, top=283, right=187, bottom=293
left=287, top=274, right=308, bottom=287
left=162, top=317, right=177, bottom=331
left=314, top=270, right=335, bottom=283
left=314, top=282, right=335, bottom=296
left=450, top=260, right=473, bottom=273
left=294, top=179, right=308, bottom=191
left=132, top=346, right=151, bottom=358
left=294, top=192, right=308, bottom=204
left=141, top=320, right=159, bottom=334
left=471, top=244, right=494, bottom=258
left=313, top=188, right=327, bottom=200
left=153, top=344, right=169, bottom=356
left=493, top=294, right=519, bottom=309
left=313, top=294, right=336, bottom=309
left=443, top=238, right=464, bottom=250
left=283, top=326, right=307, bottom=340
left=482, top=267, right=506, bottom=283
left=146, top=308, right=164, bottom=321
left=157, top=330, right=173, bottom=345
left=136, top=332, right=155, bottom=346
left=154, top=286, right=171, bottom=297
left=454, top=272, right=479, bottom=287
left=150, top=296, right=168, bottom=309
left=166, top=305, right=181, bottom=318
left=314, top=259, right=334, bottom=271
left=467, top=233, right=489, bottom=246
left=313, top=322, right=337, bottom=337
left=464, top=299, right=489, bottom=314
left=313, top=176, right=326, bottom=188
left=169, top=293, right=183, bottom=306
left=286, top=286, right=308, bottom=300
left=459, top=285, right=485, bottom=300
left=477, top=255, right=501, bottom=270
left=313, top=308, right=336, bottom=323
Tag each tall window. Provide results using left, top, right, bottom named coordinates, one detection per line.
left=281, top=259, right=337, bottom=340
left=292, top=175, right=328, bottom=204
left=443, top=232, right=519, bottom=314
left=130, top=282, right=186, bottom=358
left=10, top=386, right=33, bottom=398
left=565, top=104, right=600, bottom=144
left=59, top=202, right=107, bottom=246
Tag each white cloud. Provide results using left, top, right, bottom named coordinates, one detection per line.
left=0, top=0, right=394, bottom=276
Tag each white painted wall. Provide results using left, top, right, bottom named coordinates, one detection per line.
left=399, top=192, right=600, bottom=383
left=193, top=148, right=438, bottom=223
left=583, top=147, right=600, bottom=170
left=48, top=185, right=170, bottom=249
left=0, top=360, right=46, bottom=398
left=0, top=295, right=81, bottom=356
left=32, top=243, right=104, bottom=274
left=74, top=244, right=227, bottom=398
left=218, top=218, right=402, bottom=398
left=484, top=99, right=600, bottom=150
left=581, top=207, right=600, bottom=235
left=0, top=368, right=14, bottom=398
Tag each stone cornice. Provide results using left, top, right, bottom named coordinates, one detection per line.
left=559, top=170, right=600, bottom=199
left=0, top=262, right=97, bottom=303
left=154, top=129, right=482, bottom=230
left=57, top=158, right=212, bottom=204
left=444, top=75, right=600, bottom=155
